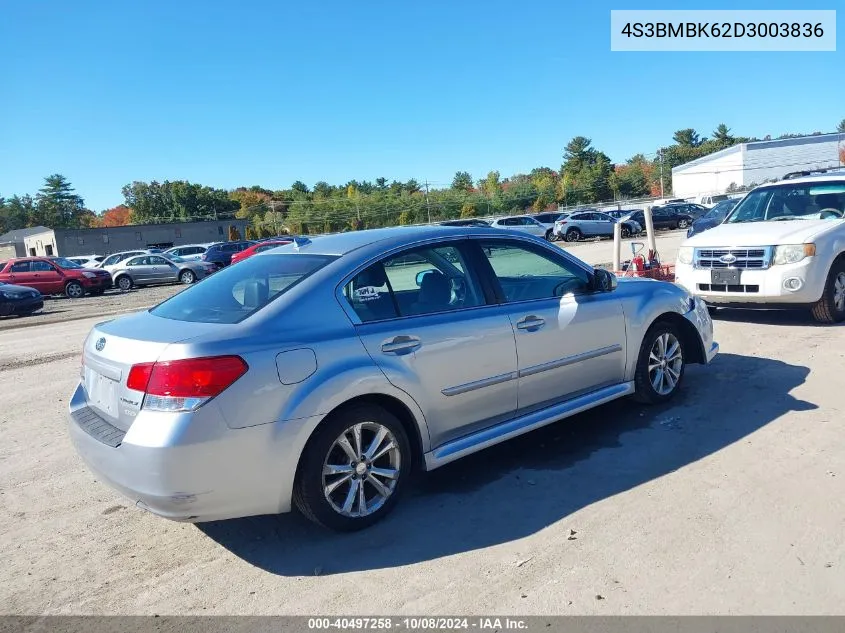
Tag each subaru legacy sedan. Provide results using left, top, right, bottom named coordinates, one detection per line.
left=69, top=226, right=718, bottom=531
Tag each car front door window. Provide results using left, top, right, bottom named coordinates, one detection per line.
left=479, top=241, right=589, bottom=301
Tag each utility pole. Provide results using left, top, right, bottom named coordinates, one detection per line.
left=659, top=148, right=665, bottom=197
left=423, top=181, right=432, bottom=224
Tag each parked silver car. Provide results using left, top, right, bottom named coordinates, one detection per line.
left=489, top=215, right=548, bottom=238
left=110, top=254, right=213, bottom=290
left=69, top=226, right=717, bottom=531
left=164, top=244, right=211, bottom=262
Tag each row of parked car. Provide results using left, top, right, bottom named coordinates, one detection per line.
left=0, top=236, right=293, bottom=317
left=441, top=203, right=711, bottom=243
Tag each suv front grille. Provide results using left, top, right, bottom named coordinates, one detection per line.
left=694, top=247, right=771, bottom=270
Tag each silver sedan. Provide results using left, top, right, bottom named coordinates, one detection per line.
left=109, top=254, right=214, bottom=290
left=68, top=226, right=718, bottom=531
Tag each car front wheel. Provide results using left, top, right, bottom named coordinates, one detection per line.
left=633, top=321, right=686, bottom=404
left=811, top=260, right=845, bottom=323
left=179, top=270, right=196, bottom=284
left=294, top=404, right=412, bottom=531
left=65, top=281, right=84, bottom=299
left=116, top=276, right=132, bottom=292
left=678, top=219, right=689, bottom=229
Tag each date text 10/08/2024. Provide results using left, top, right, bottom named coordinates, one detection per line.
left=620, top=22, right=824, bottom=39
left=308, top=617, right=528, bottom=630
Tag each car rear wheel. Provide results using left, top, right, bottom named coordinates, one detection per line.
left=65, top=281, right=84, bottom=299
left=116, top=276, right=132, bottom=292
left=811, top=260, right=845, bottom=323
left=621, top=225, right=631, bottom=238
left=179, top=270, right=196, bottom=285
left=294, top=403, right=411, bottom=531
left=565, top=228, right=582, bottom=242
left=633, top=321, right=686, bottom=404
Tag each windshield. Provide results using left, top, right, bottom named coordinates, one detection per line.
left=151, top=253, right=337, bottom=323
left=51, top=257, right=83, bottom=269
left=704, top=200, right=737, bottom=221
left=726, top=183, right=845, bottom=224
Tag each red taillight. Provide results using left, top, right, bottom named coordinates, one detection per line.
left=127, top=356, right=248, bottom=398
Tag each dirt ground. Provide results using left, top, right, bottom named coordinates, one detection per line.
left=4, top=229, right=843, bottom=615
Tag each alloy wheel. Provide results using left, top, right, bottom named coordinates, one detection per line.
left=834, top=272, right=845, bottom=312
left=648, top=332, right=683, bottom=396
left=322, top=422, right=401, bottom=518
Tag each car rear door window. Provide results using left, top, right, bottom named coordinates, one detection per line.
left=10, top=262, right=30, bottom=273
left=477, top=241, right=590, bottom=302
left=344, top=244, right=483, bottom=322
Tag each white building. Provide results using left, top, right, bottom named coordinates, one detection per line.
left=672, top=133, right=844, bottom=199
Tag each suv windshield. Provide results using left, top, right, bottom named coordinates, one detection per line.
left=51, top=257, right=82, bottom=269
left=726, top=182, right=845, bottom=224
left=151, top=253, right=337, bottom=323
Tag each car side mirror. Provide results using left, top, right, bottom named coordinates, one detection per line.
left=415, top=269, right=436, bottom=287
left=592, top=268, right=617, bottom=292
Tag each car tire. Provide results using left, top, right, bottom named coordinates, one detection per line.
left=811, top=259, right=845, bottom=324
left=545, top=230, right=554, bottom=242
left=632, top=320, right=686, bottom=404
left=678, top=219, right=689, bottom=229
left=621, top=225, right=631, bottom=238
left=65, top=281, right=85, bottom=299
left=565, top=228, right=582, bottom=242
left=179, top=270, right=196, bottom=285
left=116, top=276, right=133, bottom=292
left=293, top=403, right=412, bottom=531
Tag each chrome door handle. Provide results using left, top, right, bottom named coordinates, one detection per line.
left=381, top=335, right=421, bottom=354
left=516, top=315, right=545, bottom=330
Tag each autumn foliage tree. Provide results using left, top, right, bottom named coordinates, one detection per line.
left=100, top=205, right=132, bottom=227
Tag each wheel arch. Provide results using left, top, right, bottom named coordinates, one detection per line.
left=651, top=311, right=705, bottom=365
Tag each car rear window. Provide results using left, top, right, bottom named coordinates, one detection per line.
left=150, top=253, right=337, bottom=323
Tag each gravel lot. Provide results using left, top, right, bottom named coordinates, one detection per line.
left=6, top=229, right=843, bottom=616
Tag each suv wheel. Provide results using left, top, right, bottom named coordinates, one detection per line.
left=633, top=321, right=686, bottom=404
left=811, top=260, right=845, bottom=323
left=65, top=281, right=84, bottom=299
left=294, top=404, right=411, bottom=531
left=565, top=228, right=582, bottom=242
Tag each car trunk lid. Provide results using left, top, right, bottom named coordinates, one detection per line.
left=81, top=311, right=223, bottom=431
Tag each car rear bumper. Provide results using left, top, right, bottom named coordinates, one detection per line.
left=675, top=260, right=826, bottom=305
left=67, top=382, right=319, bottom=522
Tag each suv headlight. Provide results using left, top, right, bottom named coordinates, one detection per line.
left=773, top=244, right=815, bottom=265
left=677, top=246, right=694, bottom=265
left=82, top=271, right=97, bottom=278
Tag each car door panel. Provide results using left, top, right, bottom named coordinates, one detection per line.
left=344, top=242, right=518, bottom=448
left=31, top=261, right=64, bottom=293
left=8, top=262, right=36, bottom=291
left=475, top=240, right=627, bottom=414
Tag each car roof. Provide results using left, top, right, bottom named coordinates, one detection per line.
left=260, top=225, right=520, bottom=257
left=758, top=171, right=845, bottom=188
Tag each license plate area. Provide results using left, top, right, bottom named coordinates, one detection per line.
left=84, top=367, right=119, bottom=418
left=711, top=269, right=740, bottom=285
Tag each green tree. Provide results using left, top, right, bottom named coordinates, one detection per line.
left=672, top=129, right=704, bottom=147
left=451, top=171, right=474, bottom=191
left=837, top=119, right=845, bottom=133
left=35, top=174, right=85, bottom=228
left=712, top=123, right=733, bottom=143
left=291, top=181, right=309, bottom=194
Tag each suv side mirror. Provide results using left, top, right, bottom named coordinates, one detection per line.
left=592, top=268, right=617, bottom=292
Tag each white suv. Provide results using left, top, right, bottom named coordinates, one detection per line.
left=675, top=170, right=845, bottom=323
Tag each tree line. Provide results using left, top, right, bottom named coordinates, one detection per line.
left=3, top=120, right=843, bottom=238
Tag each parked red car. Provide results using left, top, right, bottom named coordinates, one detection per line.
left=229, top=240, right=292, bottom=265
left=0, top=257, right=112, bottom=298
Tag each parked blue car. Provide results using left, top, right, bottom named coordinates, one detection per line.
left=686, top=199, right=739, bottom=238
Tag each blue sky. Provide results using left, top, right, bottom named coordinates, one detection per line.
left=1, top=0, right=842, bottom=211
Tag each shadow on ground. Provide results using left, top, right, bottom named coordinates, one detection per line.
left=711, top=307, right=843, bottom=327
left=199, top=352, right=814, bottom=575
